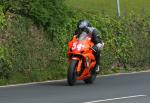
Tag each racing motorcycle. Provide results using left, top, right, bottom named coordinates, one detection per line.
left=67, top=32, right=97, bottom=86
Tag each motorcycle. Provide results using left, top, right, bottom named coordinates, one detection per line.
left=67, top=32, right=97, bottom=86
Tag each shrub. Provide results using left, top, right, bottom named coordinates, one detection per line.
left=0, top=47, right=12, bottom=79
left=0, top=5, right=5, bottom=29
left=1, top=0, right=68, bottom=39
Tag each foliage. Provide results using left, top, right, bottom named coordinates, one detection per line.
left=0, top=5, right=5, bottom=29
left=0, top=0, right=68, bottom=84
left=1, top=0, right=68, bottom=39
left=0, top=14, right=67, bottom=84
left=124, top=14, right=150, bottom=66
left=0, top=47, right=12, bottom=79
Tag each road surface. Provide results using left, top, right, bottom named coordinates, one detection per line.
left=0, top=72, right=150, bottom=103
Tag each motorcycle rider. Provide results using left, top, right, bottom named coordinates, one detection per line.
left=73, top=19, right=103, bottom=73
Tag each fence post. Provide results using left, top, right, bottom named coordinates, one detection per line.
left=116, top=0, right=121, bottom=17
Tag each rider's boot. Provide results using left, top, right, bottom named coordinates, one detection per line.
left=95, top=65, right=101, bottom=74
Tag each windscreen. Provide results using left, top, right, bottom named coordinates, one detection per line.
left=78, top=32, right=89, bottom=41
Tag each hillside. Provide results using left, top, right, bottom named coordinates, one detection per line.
left=65, top=0, right=150, bottom=16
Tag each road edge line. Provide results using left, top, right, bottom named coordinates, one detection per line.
left=98, top=69, right=150, bottom=77
left=0, top=70, right=150, bottom=88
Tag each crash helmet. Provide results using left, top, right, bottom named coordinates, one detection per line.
left=77, top=19, right=92, bottom=30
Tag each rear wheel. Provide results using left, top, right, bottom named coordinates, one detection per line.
left=67, top=60, right=78, bottom=86
left=84, top=69, right=96, bottom=84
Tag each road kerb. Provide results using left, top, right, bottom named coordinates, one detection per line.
left=0, top=70, right=150, bottom=88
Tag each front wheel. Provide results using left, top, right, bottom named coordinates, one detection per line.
left=67, top=60, right=78, bottom=86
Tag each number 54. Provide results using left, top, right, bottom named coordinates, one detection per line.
left=72, top=42, right=85, bottom=51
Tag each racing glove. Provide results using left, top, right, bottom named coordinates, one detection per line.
left=91, top=43, right=104, bottom=52
left=96, top=43, right=104, bottom=50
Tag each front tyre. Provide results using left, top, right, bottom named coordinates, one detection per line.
left=67, top=60, right=78, bottom=86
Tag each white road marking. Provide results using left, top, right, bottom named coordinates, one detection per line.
left=83, top=95, right=147, bottom=103
left=0, top=69, right=150, bottom=88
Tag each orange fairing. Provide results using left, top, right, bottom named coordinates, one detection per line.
left=68, top=35, right=94, bottom=53
left=76, top=59, right=82, bottom=72
left=71, top=57, right=82, bottom=72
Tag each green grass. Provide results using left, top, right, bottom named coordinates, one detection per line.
left=65, top=0, right=150, bottom=16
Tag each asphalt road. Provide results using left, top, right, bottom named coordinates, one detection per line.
left=0, top=72, right=150, bottom=103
